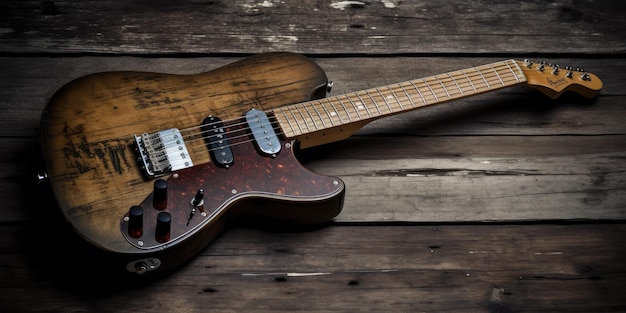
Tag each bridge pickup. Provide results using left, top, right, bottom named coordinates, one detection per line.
left=135, top=128, right=193, bottom=178
left=202, top=116, right=234, bottom=167
left=246, top=109, right=281, bottom=156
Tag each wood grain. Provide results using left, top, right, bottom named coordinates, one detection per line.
left=1, top=0, right=624, bottom=54
left=2, top=223, right=624, bottom=312
left=2, top=57, right=623, bottom=224
left=1, top=0, right=625, bottom=311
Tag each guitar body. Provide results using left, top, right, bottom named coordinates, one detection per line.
left=40, top=52, right=345, bottom=274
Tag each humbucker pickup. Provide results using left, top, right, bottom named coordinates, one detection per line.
left=134, top=128, right=193, bottom=177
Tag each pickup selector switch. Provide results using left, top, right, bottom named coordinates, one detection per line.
left=191, top=188, right=204, bottom=207
left=153, top=179, right=168, bottom=210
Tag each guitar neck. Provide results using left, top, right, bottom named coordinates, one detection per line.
left=273, top=59, right=527, bottom=147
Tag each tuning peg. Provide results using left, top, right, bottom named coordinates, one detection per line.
left=524, top=59, right=533, bottom=68
left=552, top=65, right=560, bottom=75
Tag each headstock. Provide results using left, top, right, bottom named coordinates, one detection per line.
left=516, top=59, right=603, bottom=99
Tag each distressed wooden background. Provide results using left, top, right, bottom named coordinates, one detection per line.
left=1, top=0, right=625, bottom=312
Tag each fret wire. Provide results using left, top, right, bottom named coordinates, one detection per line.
left=368, top=88, right=386, bottom=115
left=460, top=70, right=477, bottom=92
left=343, top=95, right=361, bottom=120
left=310, top=100, right=328, bottom=129
left=386, top=85, right=403, bottom=110
left=370, top=88, right=392, bottom=113
left=489, top=64, right=505, bottom=86
left=450, top=68, right=488, bottom=93
left=275, top=108, right=293, bottom=136
left=328, top=97, right=348, bottom=123
left=295, top=104, right=313, bottom=133
left=280, top=60, right=525, bottom=137
left=508, top=60, right=525, bottom=82
left=325, top=98, right=343, bottom=124
left=504, top=60, right=522, bottom=82
left=286, top=105, right=305, bottom=135
left=490, top=63, right=512, bottom=82
left=336, top=96, right=354, bottom=122
left=281, top=108, right=297, bottom=136
left=441, top=74, right=464, bottom=98
left=302, top=102, right=319, bottom=131
left=448, top=72, right=473, bottom=97
left=447, top=73, right=464, bottom=96
left=409, top=81, right=428, bottom=105
left=441, top=72, right=468, bottom=95
left=348, top=92, right=372, bottom=118
left=357, top=92, right=375, bottom=117
left=435, top=76, right=451, bottom=98
left=474, top=67, right=491, bottom=89
left=314, top=99, right=332, bottom=127
left=423, top=78, right=439, bottom=102
left=397, top=83, right=416, bottom=108
left=364, top=90, right=383, bottom=115
left=319, top=99, right=337, bottom=126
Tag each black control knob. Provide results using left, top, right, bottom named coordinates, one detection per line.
left=155, top=211, right=171, bottom=243
left=153, top=179, right=168, bottom=210
left=127, top=205, right=143, bottom=238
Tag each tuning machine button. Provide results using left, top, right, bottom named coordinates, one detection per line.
left=155, top=212, right=171, bottom=243
left=153, top=179, right=168, bottom=210
left=524, top=59, right=533, bottom=68
left=538, top=61, right=546, bottom=72
left=581, top=73, right=591, bottom=81
left=127, top=205, right=144, bottom=238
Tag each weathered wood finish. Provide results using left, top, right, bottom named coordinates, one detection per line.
left=1, top=0, right=625, bottom=54
left=40, top=52, right=331, bottom=254
left=1, top=0, right=625, bottom=311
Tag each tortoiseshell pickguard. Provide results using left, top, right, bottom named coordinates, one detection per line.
left=121, top=120, right=344, bottom=250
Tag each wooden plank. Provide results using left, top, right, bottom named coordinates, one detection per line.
left=2, top=223, right=625, bottom=312
left=1, top=0, right=624, bottom=54
left=3, top=135, right=625, bottom=223
left=306, top=151, right=626, bottom=222
left=1, top=1, right=624, bottom=312
left=1, top=56, right=624, bottom=223
left=1, top=56, right=624, bottom=137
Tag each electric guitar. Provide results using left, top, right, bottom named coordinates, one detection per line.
left=39, top=52, right=602, bottom=274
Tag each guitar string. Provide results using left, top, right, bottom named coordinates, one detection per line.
left=148, top=62, right=523, bottom=161
left=187, top=62, right=519, bottom=143
left=163, top=62, right=523, bottom=164
left=168, top=63, right=522, bottom=161
left=169, top=80, right=525, bottom=169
